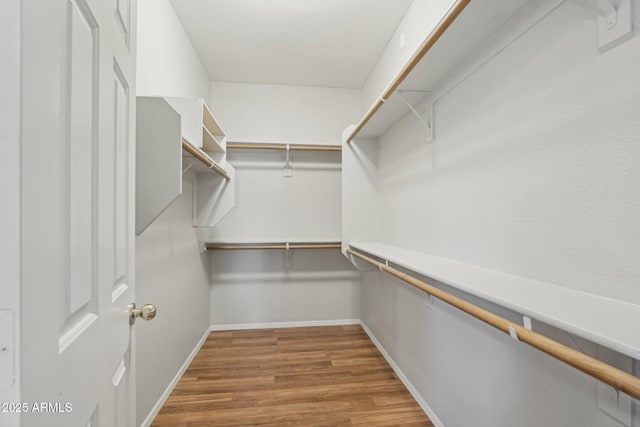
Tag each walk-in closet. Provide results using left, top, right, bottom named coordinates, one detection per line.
left=6, top=0, right=640, bottom=426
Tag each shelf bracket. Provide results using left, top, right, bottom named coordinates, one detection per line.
left=283, top=242, right=293, bottom=268
left=595, top=0, right=633, bottom=52
left=284, top=144, right=293, bottom=177
left=596, top=0, right=617, bottom=28
left=182, top=160, right=195, bottom=174
left=396, top=91, right=433, bottom=143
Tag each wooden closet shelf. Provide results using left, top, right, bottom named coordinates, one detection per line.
left=206, top=242, right=342, bottom=251
left=227, top=143, right=341, bottom=152
left=347, top=245, right=640, bottom=401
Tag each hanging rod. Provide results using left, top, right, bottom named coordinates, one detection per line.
left=227, top=142, right=341, bottom=152
left=346, top=247, right=640, bottom=401
left=346, top=0, right=471, bottom=143
left=182, top=139, right=231, bottom=180
left=206, top=242, right=342, bottom=251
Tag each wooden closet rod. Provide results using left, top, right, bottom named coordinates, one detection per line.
left=182, top=139, right=231, bottom=180
left=346, top=248, right=640, bottom=400
left=346, top=0, right=471, bottom=143
left=227, top=143, right=341, bottom=152
left=206, top=242, right=342, bottom=251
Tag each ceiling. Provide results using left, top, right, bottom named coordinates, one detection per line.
left=169, top=0, right=413, bottom=89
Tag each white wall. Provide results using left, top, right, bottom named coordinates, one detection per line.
left=210, top=82, right=361, bottom=144
left=359, top=2, right=640, bottom=426
left=0, top=1, right=21, bottom=425
left=135, top=178, right=210, bottom=425
left=135, top=1, right=212, bottom=424
left=137, top=0, right=210, bottom=99
left=207, top=82, right=363, bottom=326
left=211, top=249, right=361, bottom=326
left=199, top=150, right=341, bottom=243
left=378, top=2, right=640, bottom=304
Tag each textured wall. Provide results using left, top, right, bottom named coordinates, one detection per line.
left=207, top=82, right=363, bottom=326
left=362, top=2, right=640, bottom=426
left=137, top=0, right=210, bottom=99
left=135, top=1, right=212, bottom=424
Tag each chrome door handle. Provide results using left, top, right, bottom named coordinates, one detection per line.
left=129, top=303, right=157, bottom=325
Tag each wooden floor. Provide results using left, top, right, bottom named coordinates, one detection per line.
left=152, top=325, right=433, bottom=426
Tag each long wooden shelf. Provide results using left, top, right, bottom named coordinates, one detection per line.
left=347, top=245, right=640, bottom=401
left=347, top=0, right=533, bottom=141
left=227, top=142, right=341, bottom=152
left=348, top=242, right=640, bottom=360
left=206, top=242, right=342, bottom=251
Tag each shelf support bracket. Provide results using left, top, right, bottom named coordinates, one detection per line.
left=182, top=160, right=195, bottom=174
left=595, top=0, right=633, bottom=52
left=596, top=0, right=617, bottom=28
left=284, top=144, right=293, bottom=177
left=283, top=242, right=293, bottom=268
left=396, top=91, right=433, bottom=143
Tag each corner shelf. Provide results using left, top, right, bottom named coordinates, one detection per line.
left=348, top=242, right=640, bottom=360
left=164, top=97, right=227, bottom=152
left=202, top=103, right=226, bottom=153
left=347, top=0, right=533, bottom=141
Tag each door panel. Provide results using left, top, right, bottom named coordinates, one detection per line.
left=114, top=63, right=130, bottom=285
left=22, top=0, right=137, bottom=425
left=67, top=0, right=97, bottom=321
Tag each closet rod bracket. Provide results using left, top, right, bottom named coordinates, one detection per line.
left=284, top=144, right=293, bottom=177
left=283, top=242, right=293, bottom=268
left=508, top=326, right=520, bottom=342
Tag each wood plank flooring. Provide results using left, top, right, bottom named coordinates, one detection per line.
left=152, top=325, right=433, bottom=426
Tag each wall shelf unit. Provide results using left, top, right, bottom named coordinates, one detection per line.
left=165, top=97, right=227, bottom=154
left=346, top=0, right=532, bottom=142
left=136, top=96, right=234, bottom=234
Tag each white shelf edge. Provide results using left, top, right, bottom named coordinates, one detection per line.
left=202, top=102, right=226, bottom=136
left=202, top=125, right=225, bottom=153
left=349, top=242, right=640, bottom=360
left=202, top=239, right=342, bottom=244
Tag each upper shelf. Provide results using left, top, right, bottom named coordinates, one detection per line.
left=227, top=142, right=342, bottom=152
left=347, top=0, right=532, bottom=141
left=165, top=97, right=226, bottom=153
left=348, top=242, right=640, bottom=360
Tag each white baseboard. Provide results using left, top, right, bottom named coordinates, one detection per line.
left=359, top=321, right=445, bottom=427
left=140, top=326, right=212, bottom=427
left=210, top=318, right=361, bottom=331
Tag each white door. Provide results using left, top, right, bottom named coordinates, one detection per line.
left=21, top=0, right=141, bottom=425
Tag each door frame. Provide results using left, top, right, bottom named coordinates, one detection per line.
left=0, top=1, right=22, bottom=426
